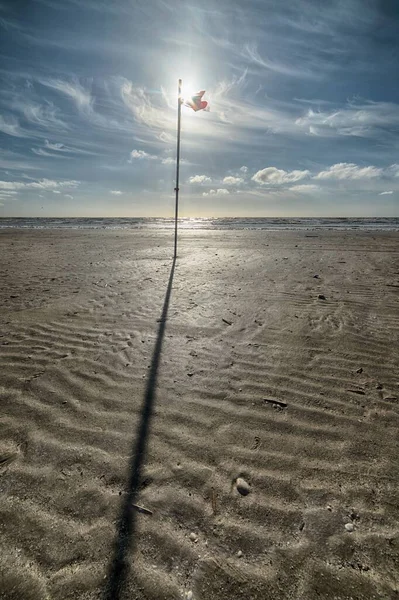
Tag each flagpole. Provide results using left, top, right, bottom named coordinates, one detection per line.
left=174, top=78, right=182, bottom=259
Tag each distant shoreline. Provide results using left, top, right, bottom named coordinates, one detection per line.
left=1, top=216, right=398, bottom=231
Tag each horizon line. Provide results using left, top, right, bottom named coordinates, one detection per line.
left=1, top=215, right=398, bottom=220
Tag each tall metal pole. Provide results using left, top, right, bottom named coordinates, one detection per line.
left=174, top=78, right=182, bottom=259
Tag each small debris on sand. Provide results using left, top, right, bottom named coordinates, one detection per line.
left=236, top=477, right=250, bottom=496
left=132, top=504, right=153, bottom=516
left=0, top=452, right=18, bottom=468
left=263, top=398, right=287, bottom=409
left=318, top=294, right=326, bottom=300
left=211, top=489, right=217, bottom=515
left=345, top=523, right=355, bottom=532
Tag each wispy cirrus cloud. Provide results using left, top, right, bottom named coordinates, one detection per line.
left=31, top=139, right=96, bottom=157
left=18, top=100, right=67, bottom=130
left=0, top=115, right=25, bottom=137
left=0, top=190, right=18, bottom=204
left=388, top=164, right=399, bottom=177
left=243, top=43, right=318, bottom=80
left=379, top=190, right=393, bottom=195
left=31, top=147, right=72, bottom=158
left=295, top=100, right=399, bottom=139
left=121, top=80, right=173, bottom=132
left=0, top=178, right=79, bottom=191
left=45, top=140, right=67, bottom=151
left=110, top=190, right=123, bottom=195
left=40, top=78, right=93, bottom=112
left=37, top=77, right=133, bottom=134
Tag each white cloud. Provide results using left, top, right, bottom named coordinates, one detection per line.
left=379, top=191, right=393, bottom=195
left=162, top=157, right=189, bottom=165
left=252, top=167, right=310, bottom=185
left=30, top=178, right=79, bottom=190
left=314, top=163, right=382, bottom=180
left=130, top=149, right=158, bottom=160
left=189, top=175, right=212, bottom=184
left=52, top=190, right=61, bottom=194
left=0, top=178, right=79, bottom=191
left=64, top=194, right=74, bottom=199
left=110, top=190, right=123, bottom=195
left=128, top=150, right=186, bottom=166
left=202, top=188, right=230, bottom=196
left=289, top=184, right=320, bottom=193
left=0, top=181, right=28, bottom=190
left=239, top=166, right=248, bottom=173
left=223, top=176, right=244, bottom=185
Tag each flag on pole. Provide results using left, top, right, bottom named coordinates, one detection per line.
left=184, top=90, right=208, bottom=112
left=174, top=81, right=209, bottom=258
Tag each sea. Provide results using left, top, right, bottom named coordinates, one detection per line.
left=0, top=217, right=398, bottom=231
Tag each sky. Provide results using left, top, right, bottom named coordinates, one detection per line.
left=0, top=0, right=398, bottom=217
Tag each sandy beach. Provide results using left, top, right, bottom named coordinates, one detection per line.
left=1, top=228, right=398, bottom=600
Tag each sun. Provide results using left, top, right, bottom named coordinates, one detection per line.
left=180, top=81, right=196, bottom=102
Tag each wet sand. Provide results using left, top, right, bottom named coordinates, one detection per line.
left=1, top=228, right=398, bottom=599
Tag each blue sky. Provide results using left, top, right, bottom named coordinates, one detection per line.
left=0, top=0, right=398, bottom=217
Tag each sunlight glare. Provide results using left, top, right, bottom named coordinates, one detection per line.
left=180, top=81, right=196, bottom=103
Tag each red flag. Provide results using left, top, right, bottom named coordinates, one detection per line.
left=184, top=90, right=208, bottom=112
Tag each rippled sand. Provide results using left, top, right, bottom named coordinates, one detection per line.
left=1, top=228, right=398, bottom=599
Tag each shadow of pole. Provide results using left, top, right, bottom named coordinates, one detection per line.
left=103, top=256, right=176, bottom=599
